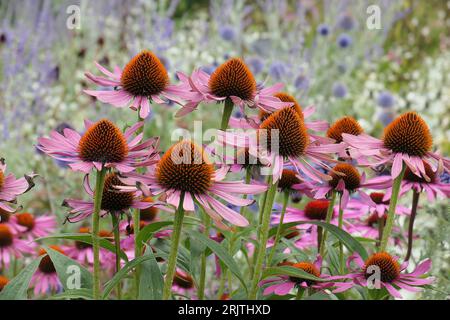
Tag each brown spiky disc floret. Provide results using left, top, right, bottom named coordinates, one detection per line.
left=15, top=213, right=35, bottom=231
left=304, top=200, right=330, bottom=220
left=327, top=116, right=363, bottom=143
left=139, top=197, right=158, bottom=221
left=101, top=173, right=134, bottom=212
left=259, top=107, right=309, bottom=158
left=0, top=224, right=13, bottom=247
left=289, top=262, right=321, bottom=286
left=156, top=141, right=214, bottom=195
left=208, top=58, right=256, bottom=100
left=38, top=245, right=66, bottom=274
left=383, top=112, right=432, bottom=157
left=0, top=170, right=4, bottom=190
left=403, top=161, right=435, bottom=183
left=78, top=119, right=128, bottom=163
left=329, top=163, right=361, bottom=191
left=278, top=169, right=301, bottom=191
left=363, top=252, right=400, bottom=283
left=120, top=50, right=169, bottom=97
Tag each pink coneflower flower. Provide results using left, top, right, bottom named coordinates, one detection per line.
left=273, top=199, right=359, bottom=230
left=219, top=107, right=344, bottom=183
left=0, top=224, right=33, bottom=267
left=31, top=246, right=65, bottom=296
left=346, top=193, right=410, bottom=218
left=9, top=212, right=56, bottom=241
left=37, top=119, right=159, bottom=174
left=62, top=172, right=166, bottom=222
left=333, top=252, right=434, bottom=299
left=84, top=50, right=184, bottom=119
left=342, top=112, right=449, bottom=180
left=65, top=227, right=113, bottom=267
left=229, top=92, right=328, bottom=134
left=174, top=58, right=293, bottom=118
left=260, top=256, right=334, bottom=296
left=385, top=162, right=450, bottom=201
left=267, top=226, right=318, bottom=250
left=120, top=140, right=267, bottom=229
left=0, top=159, right=35, bottom=213
left=312, top=163, right=392, bottom=209
left=326, top=116, right=364, bottom=159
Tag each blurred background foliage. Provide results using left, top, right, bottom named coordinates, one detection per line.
left=0, top=0, right=448, bottom=298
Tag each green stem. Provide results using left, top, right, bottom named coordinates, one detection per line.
left=296, top=287, right=305, bottom=300
left=267, top=190, right=289, bottom=266
left=198, top=214, right=211, bottom=300
left=319, top=190, right=337, bottom=257
left=92, top=167, right=107, bottom=300
left=405, top=190, right=420, bottom=261
left=380, top=165, right=406, bottom=252
left=220, top=98, right=234, bottom=131
left=249, top=177, right=278, bottom=299
left=111, top=213, right=122, bottom=299
left=338, top=193, right=344, bottom=274
left=133, top=111, right=145, bottom=297
left=217, top=272, right=226, bottom=299
left=162, top=193, right=185, bottom=300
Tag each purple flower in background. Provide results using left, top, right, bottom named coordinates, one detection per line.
left=332, top=83, right=347, bottom=98
left=337, top=34, right=352, bottom=48
left=247, top=57, right=264, bottom=75
left=200, top=65, right=216, bottom=75
left=317, top=24, right=330, bottom=36
left=219, top=25, right=236, bottom=42
left=338, top=15, right=355, bottom=31
left=294, top=74, right=309, bottom=90
left=377, top=91, right=395, bottom=108
left=378, top=111, right=396, bottom=126
left=440, top=171, right=450, bottom=184
left=269, top=61, right=287, bottom=80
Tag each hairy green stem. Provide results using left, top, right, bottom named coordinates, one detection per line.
left=198, top=214, right=211, bottom=300
left=92, top=167, right=107, bottom=300
left=267, top=190, right=289, bottom=266
left=162, top=193, right=185, bottom=300
left=111, top=213, right=122, bottom=299
left=405, top=190, right=420, bottom=261
left=319, top=190, right=337, bottom=257
left=296, top=287, right=305, bottom=300
left=220, top=98, right=234, bottom=131
left=249, top=177, right=278, bottom=299
left=338, top=193, right=344, bottom=274
left=380, top=165, right=406, bottom=252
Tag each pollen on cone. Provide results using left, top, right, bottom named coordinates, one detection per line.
left=383, top=112, right=432, bottom=157
left=327, top=116, right=363, bottom=143
left=120, top=50, right=169, bottom=97
left=156, top=140, right=214, bottom=195
left=78, top=119, right=129, bottom=163
left=208, top=58, right=256, bottom=100
left=363, top=252, right=400, bottom=282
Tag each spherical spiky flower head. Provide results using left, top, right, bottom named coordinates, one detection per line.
left=120, top=50, right=169, bottom=97
left=383, top=112, right=432, bottom=157
left=366, top=212, right=387, bottom=227
left=78, top=119, right=129, bottom=164
left=15, top=213, right=35, bottom=231
left=259, top=107, right=309, bottom=158
left=363, top=252, right=400, bottom=283
left=236, top=148, right=263, bottom=168
left=208, top=58, right=256, bottom=100
left=278, top=169, right=302, bottom=192
left=101, top=173, right=134, bottom=212
left=329, top=163, right=361, bottom=191
left=140, top=197, right=158, bottom=221
left=0, top=224, right=13, bottom=247
left=173, top=271, right=194, bottom=289
left=403, top=161, right=436, bottom=183
left=327, top=116, right=363, bottom=143
left=289, top=262, right=321, bottom=286
left=0, top=275, right=8, bottom=291
left=156, top=141, right=214, bottom=195
left=38, top=245, right=66, bottom=274
left=274, top=92, right=303, bottom=118
left=304, top=200, right=331, bottom=220
left=369, top=192, right=389, bottom=205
